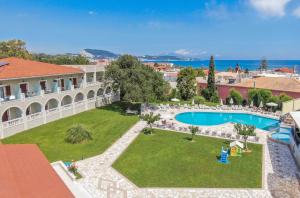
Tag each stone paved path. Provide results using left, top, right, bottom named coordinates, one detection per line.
left=77, top=121, right=299, bottom=198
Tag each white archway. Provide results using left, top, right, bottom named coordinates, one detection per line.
left=2, top=107, right=22, bottom=122
left=61, top=95, right=73, bottom=106
left=75, top=92, right=84, bottom=102
left=26, top=102, right=42, bottom=115
left=45, top=98, right=59, bottom=110
left=87, top=90, right=95, bottom=99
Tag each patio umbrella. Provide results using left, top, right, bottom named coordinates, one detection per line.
left=161, top=114, right=173, bottom=119
left=259, top=101, right=264, bottom=108
left=229, top=98, right=234, bottom=105
left=220, top=99, right=223, bottom=106
left=266, top=102, right=278, bottom=107
left=171, top=98, right=180, bottom=102
left=250, top=100, right=254, bottom=107
left=266, top=102, right=278, bottom=112
left=192, top=99, right=195, bottom=105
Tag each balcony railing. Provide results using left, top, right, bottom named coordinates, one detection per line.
left=2, top=117, right=23, bottom=128
left=27, top=112, right=42, bottom=121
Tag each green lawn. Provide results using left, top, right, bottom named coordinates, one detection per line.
left=113, top=129, right=263, bottom=188
left=2, top=103, right=139, bottom=162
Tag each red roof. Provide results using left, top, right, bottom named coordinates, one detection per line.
left=0, top=144, right=74, bottom=198
left=274, top=67, right=294, bottom=74
left=0, top=57, right=83, bottom=80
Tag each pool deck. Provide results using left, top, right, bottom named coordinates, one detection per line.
left=75, top=109, right=300, bottom=198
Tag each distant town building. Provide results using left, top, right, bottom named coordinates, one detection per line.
left=198, top=76, right=300, bottom=100
left=143, top=62, right=174, bottom=72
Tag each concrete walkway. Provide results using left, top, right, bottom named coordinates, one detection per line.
left=77, top=121, right=299, bottom=198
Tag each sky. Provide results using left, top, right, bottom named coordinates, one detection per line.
left=0, top=0, right=299, bottom=59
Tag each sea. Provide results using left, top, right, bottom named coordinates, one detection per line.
left=144, top=60, right=300, bottom=72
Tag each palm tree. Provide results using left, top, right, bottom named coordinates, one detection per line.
left=65, top=124, right=92, bottom=144
left=189, top=126, right=199, bottom=141
left=234, top=123, right=256, bottom=151
left=139, top=112, right=160, bottom=134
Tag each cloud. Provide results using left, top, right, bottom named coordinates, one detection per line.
left=174, top=49, right=191, bottom=56
left=88, top=11, right=97, bottom=15
left=293, top=6, right=300, bottom=18
left=249, top=0, right=291, bottom=17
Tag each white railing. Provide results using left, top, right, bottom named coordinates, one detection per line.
left=75, top=100, right=84, bottom=106
left=2, top=117, right=23, bottom=128
left=27, top=112, right=42, bottom=121
left=62, top=104, right=72, bottom=110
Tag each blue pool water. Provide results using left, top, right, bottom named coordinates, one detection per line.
left=64, top=161, right=72, bottom=167
left=271, top=127, right=292, bottom=143
left=175, top=112, right=280, bottom=130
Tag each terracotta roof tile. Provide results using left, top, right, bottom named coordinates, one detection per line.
left=0, top=144, right=74, bottom=198
left=0, top=57, right=83, bottom=80
left=236, top=77, right=300, bottom=92
left=274, top=67, right=294, bottom=73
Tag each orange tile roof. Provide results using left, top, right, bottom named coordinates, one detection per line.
left=0, top=57, right=83, bottom=80
left=236, top=77, right=300, bottom=92
left=0, top=144, right=74, bottom=198
left=274, top=67, right=294, bottom=73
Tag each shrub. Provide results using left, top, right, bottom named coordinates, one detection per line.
left=194, top=96, right=206, bottom=106
left=248, top=89, right=272, bottom=107
left=227, top=88, right=243, bottom=105
left=65, top=125, right=92, bottom=144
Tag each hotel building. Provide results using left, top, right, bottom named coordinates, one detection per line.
left=0, top=58, right=119, bottom=138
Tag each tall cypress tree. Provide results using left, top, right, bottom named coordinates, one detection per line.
left=207, top=55, right=216, bottom=93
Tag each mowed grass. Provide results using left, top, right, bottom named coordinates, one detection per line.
left=113, top=129, right=263, bottom=188
left=2, top=103, right=139, bottom=162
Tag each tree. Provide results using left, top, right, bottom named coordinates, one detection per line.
left=139, top=112, right=160, bottom=134
left=105, top=55, right=170, bottom=102
left=259, top=57, right=268, bottom=71
left=65, top=125, right=92, bottom=144
left=234, top=123, right=256, bottom=151
left=0, top=39, right=32, bottom=59
left=227, top=88, right=243, bottom=105
left=207, top=55, right=216, bottom=93
left=176, top=67, right=197, bottom=100
left=201, top=55, right=219, bottom=103
left=195, top=68, right=206, bottom=78
left=189, top=126, right=199, bottom=141
left=33, top=53, right=90, bottom=65
left=194, top=96, right=206, bottom=107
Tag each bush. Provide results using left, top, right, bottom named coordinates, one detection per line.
left=210, top=91, right=220, bottom=103
left=65, top=125, right=92, bottom=144
left=194, top=96, right=206, bottom=106
left=227, top=88, right=243, bottom=105
left=201, top=88, right=211, bottom=101
left=248, top=89, right=272, bottom=107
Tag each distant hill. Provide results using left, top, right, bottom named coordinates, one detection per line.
left=80, top=49, right=195, bottom=61
left=81, top=49, right=119, bottom=59
left=139, top=55, right=192, bottom=61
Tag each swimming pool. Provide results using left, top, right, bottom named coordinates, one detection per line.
left=175, top=112, right=280, bottom=131
left=271, top=127, right=292, bottom=144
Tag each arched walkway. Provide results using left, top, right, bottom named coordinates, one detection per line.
left=2, top=107, right=22, bottom=122
left=45, top=98, right=59, bottom=111
left=26, top=102, right=42, bottom=115
left=87, top=90, right=95, bottom=99
left=97, top=88, right=104, bottom=97
left=75, top=92, right=84, bottom=102
left=105, top=87, right=112, bottom=95
left=61, top=95, right=73, bottom=106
